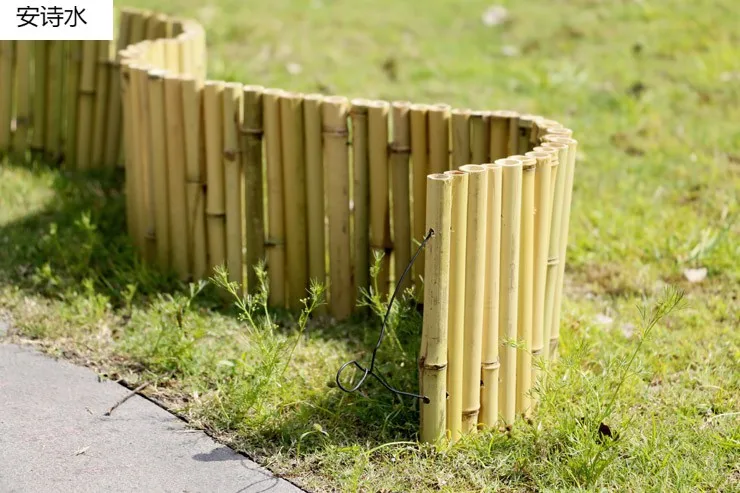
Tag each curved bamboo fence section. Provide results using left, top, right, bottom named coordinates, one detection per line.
left=0, top=8, right=579, bottom=441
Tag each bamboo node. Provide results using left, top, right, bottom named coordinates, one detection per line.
left=15, top=117, right=30, bottom=127
left=422, top=362, right=448, bottom=371
left=223, top=148, right=239, bottom=161
left=481, top=360, right=501, bottom=370
left=240, top=126, right=264, bottom=137
left=532, top=348, right=543, bottom=356
left=78, top=89, right=96, bottom=97
left=547, top=256, right=560, bottom=266
left=264, top=238, right=285, bottom=247
left=323, top=126, right=349, bottom=137
left=390, top=143, right=411, bottom=154
left=462, top=407, right=480, bottom=418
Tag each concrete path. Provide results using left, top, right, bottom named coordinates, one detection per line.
left=0, top=342, right=304, bottom=493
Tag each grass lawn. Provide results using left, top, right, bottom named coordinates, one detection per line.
left=1, top=0, right=739, bottom=491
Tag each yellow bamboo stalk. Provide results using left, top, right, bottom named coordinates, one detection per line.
left=419, top=173, right=453, bottom=444
left=224, top=82, right=245, bottom=291
left=134, top=61, right=157, bottom=262
left=548, top=136, right=578, bottom=361
left=428, top=103, right=451, bottom=173
left=489, top=110, right=516, bottom=160
left=410, top=104, right=429, bottom=291
left=526, top=149, right=557, bottom=397
left=147, top=69, right=170, bottom=268
left=165, top=75, right=190, bottom=279
left=507, top=112, right=520, bottom=157
left=263, top=88, right=286, bottom=307
left=45, top=41, right=66, bottom=160
left=497, top=158, right=522, bottom=427
left=119, top=56, right=135, bottom=235
left=76, top=41, right=98, bottom=170
left=470, top=111, right=490, bottom=164
left=368, top=100, right=391, bottom=297
left=540, top=140, right=570, bottom=362
left=450, top=109, right=470, bottom=169
left=544, top=127, right=573, bottom=139
left=242, top=85, right=266, bottom=293
left=443, top=170, right=468, bottom=442
left=479, top=161, right=503, bottom=428
left=127, top=10, right=147, bottom=47
left=123, top=62, right=145, bottom=252
left=12, top=42, right=31, bottom=154
left=517, top=115, right=539, bottom=155
left=182, top=76, right=208, bottom=279
left=323, top=96, right=354, bottom=319
left=0, top=41, right=13, bottom=152
left=512, top=155, right=536, bottom=416
left=91, top=41, right=112, bottom=167
left=163, top=38, right=180, bottom=74
left=31, top=41, right=47, bottom=153
left=350, top=99, right=370, bottom=294
left=105, top=16, right=129, bottom=168
left=280, top=92, right=309, bottom=308
left=204, top=81, right=226, bottom=273
left=459, top=164, right=488, bottom=434
left=391, top=101, right=412, bottom=294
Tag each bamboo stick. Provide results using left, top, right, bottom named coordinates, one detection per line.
left=391, top=101, right=412, bottom=294
left=526, top=149, right=557, bottom=397
left=410, top=104, right=429, bottom=291
left=165, top=75, right=190, bottom=280
left=76, top=41, right=98, bottom=170
left=12, top=42, right=31, bottom=155
left=263, top=88, right=286, bottom=307
left=182, top=76, right=208, bottom=280
left=470, top=111, right=490, bottom=164
left=548, top=136, right=578, bottom=361
left=459, top=164, right=488, bottom=434
left=127, top=10, right=147, bottom=47
left=507, top=113, right=520, bottom=157
left=280, top=92, right=309, bottom=308
left=120, top=56, right=135, bottom=237
left=479, top=161, right=503, bottom=428
left=443, top=170, right=468, bottom=442
left=104, top=12, right=132, bottom=168
left=91, top=41, right=113, bottom=167
left=489, top=110, right=516, bottom=160
left=428, top=103, right=451, bottom=174
left=544, top=127, right=573, bottom=139
left=497, top=158, right=523, bottom=427
left=517, top=115, right=539, bottom=155
left=450, top=109, right=470, bottom=169
left=419, top=173, right=453, bottom=444
left=124, top=62, right=145, bottom=253
left=0, top=41, right=13, bottom=152
left=31, top=41, right=47, bottom=153
left=224, top=82, right=245, bottom=291
left=534, top=119, right=562, bottom=144
left=204, top=81, right=226, bottom=274
left=147, top=69, right=170, bottom=268
left=540, top=140, right=570, bottom=361
left=323, top=96, right=354, bottom=319
left=368, top=100, right=391, bottom=297
left=350, top=99, right=370, bottom=294
left=135, top=60, right=157, bottom=262
left=164, top=38, right=180, bottom=74
left=513, top=155, right=536, bottom=416
left=242, top=85, right=266, bottom=293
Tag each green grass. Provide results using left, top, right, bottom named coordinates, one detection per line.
left=2, top=0, right=739, bottom=491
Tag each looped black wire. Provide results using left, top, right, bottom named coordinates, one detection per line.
left=336, top=228, right=435, bottom=404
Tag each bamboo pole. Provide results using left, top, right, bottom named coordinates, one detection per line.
left=263, top=88, right=286, bottom=307
left=497, top=158, right=522, bottom=427
left=135, top=59, right=158, bottom=262
left=459, top=164, right=488, bottom=434
left=479, top=161, right=503, bottom=428
left=489, top=110, right=516, bottom=160
left=62, top=41, right=82, bottom=166
left=31, top=41, right=47, bottom=153
left=544, top=127, right=573, bottom=139
left=517, top=115, right=539, bottom=155
left=204, top=81, right=226, bottom=274
left=350, top=99, right=370, bottom=294
left=165, top=75, right=190, bottom=280
left=410, top=104, right=429, bottom=291
left=91, top=41, right=112, bottom=167
left=368, top=100, right=391, bottom=297
left=76, top=41, right=98, bottom=170
left=419, top=173, right=453, bottom=444
left=0, top=41, right=13, bottom=152
left=443, top=170, right=468, bottom=442
left=120, top=56, right=135, bottom=237
left=124, top=62, right=145, bottom=253
left=147, top=69, right=170, bottom=269
left=428, top=103, right=451, bottom=174
left=540, top=140, right=570, bottom=361
left=12, top=42, right=31, bottom=155
left=470, top=111, right=490, bottom=164
left=391, top=101, right=412, bottom=293
left=163, top=38, right=180, bottom=74
left=450, top=109, right=470, bottom=169
left=507, top=113, right=520, bottom=157
left=280, top=92, right=309, bottom=308
left=513, top=155, right=536, bottom=416
left=105, top=12, right=133, bottom=169
left=323, top=96, right=354, bottom=319
left=242, top=85, right=266, bottom=293
left=534, top=119, right=562, bottom=143
left=526, top=149, right=557, bottom=397
left=548, top=136, right=578, bottom=361
left=224, top=82, right=245, bottom=291
left=182, top=76, right=208, bottom=280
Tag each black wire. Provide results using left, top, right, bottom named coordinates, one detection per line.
left=335, top=228, right=435, bottom=404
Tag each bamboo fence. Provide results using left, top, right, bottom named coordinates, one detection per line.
left=0, top=8, right=580, bottom=442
